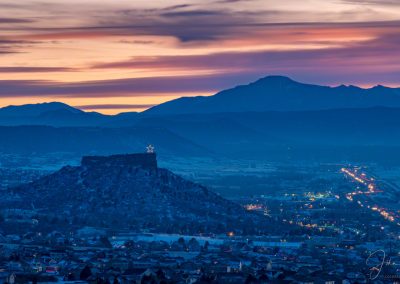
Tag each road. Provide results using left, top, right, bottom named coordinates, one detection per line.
left=341, top=167, right=399, bottom=225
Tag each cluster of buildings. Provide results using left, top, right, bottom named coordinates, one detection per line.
left=0, top=168, right=47, bottom=190
left=1, top=225, right=399, bottom=283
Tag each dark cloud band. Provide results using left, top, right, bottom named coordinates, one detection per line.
left=0, top=73, right=260, bottom=98
left=75, top=104, right=156, bottom=110
left=0, top=67, right=74, bottom=73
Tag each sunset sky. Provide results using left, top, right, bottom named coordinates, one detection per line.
left=1, top=0, right=400, bottom=114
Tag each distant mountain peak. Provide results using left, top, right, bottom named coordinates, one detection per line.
left=146, top=75, right=400, bottom=115
left=335, top=84, right=362, bottom=90
left=250, top=75, right=300, bottom=88
left=0, top=101, right=83, bottom=117
left=0, top=101, right=109, bottom=126
left=256, top=75, right=297, bottom=83
left=3, top=101, right=76, bottom=110
left=372, top=84, right=388, bottom=89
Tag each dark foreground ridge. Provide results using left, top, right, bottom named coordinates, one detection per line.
left=81, top=152, right=158, bottom=170
left=2, top=153, right=272, bottom=235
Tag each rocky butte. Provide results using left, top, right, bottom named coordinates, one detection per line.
left=2, top=153, right=273, bottom=235
left=81, top=153, right=158, bottom=171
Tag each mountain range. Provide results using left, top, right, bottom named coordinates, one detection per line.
left=0, top=102, right=123, bottom=127
left=2, top=75, right=400, bottom=163
left=146, top=76, right=400, bottom=115
left=1, top=76, right=400, bottom=127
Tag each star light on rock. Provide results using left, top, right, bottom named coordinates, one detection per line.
left=146, top=144, right=155, bottom=153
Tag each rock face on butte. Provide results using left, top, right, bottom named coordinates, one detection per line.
left=3, top=153, right=269, bottom=235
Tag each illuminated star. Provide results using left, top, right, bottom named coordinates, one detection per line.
left=146, top=144, right=155, bottom=153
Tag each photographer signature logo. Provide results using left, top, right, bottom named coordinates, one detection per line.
left=366, top=249, right=400, bottom=280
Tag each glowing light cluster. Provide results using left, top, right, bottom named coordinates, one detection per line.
left=244, top=204, right=263, bottom=211
left=342, top=166, right=397, bottom=223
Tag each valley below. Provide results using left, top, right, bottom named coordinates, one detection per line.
left=2, top=152, right=400, bottom=283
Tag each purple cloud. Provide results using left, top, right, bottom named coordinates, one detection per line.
left=75, top=104, right=156, bottom=110
left=0, top=67, right=74, bottom=72
left=0, top=73, right=261, bottom=98
left=90, top=27, right=400, bottom=86
left=0, top=17, right=34, bottom=24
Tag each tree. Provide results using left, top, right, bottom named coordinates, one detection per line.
left=203, top=241, right=209, bottom=251
left=245, top=274, right=258, bottom=284
left=67, top=273, right=75, bottom=281
left=188, top=238, right=200, bottom=251
left=178, top=237, right=185, bottom=245
left=80, top=265, right=92, bottom=280
left=100, top=236, right=112, bottom=248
